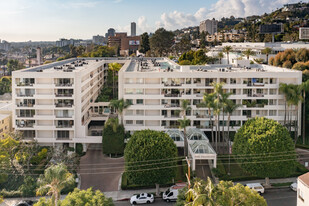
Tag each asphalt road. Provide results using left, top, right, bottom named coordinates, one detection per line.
left=262, top=188, right=296, bottom=206
left=79, top=144, right=124, bottom=192
left=114, top=199, right=172, bottom=206
left=114, top=188, right=296, bottom=206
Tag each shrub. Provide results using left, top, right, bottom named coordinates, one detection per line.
left=233, top=117, right=297, bottom=178
left=102, top=124, right=125, bottom=156
left=0, top=189, right=22, bottom=198
left=19, top=176, right=37, bottom=197
left=75, top=143, right=84, bottom=156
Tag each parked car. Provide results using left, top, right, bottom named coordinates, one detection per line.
left=246, top=183, right=265, bottom=194
left=14, top=200, right=34, bottom=206
left=290, top=182, right=297, bottom=191
left=163, top=183, right=186, bottom=202
left=130, top=193, right=154, bottom=205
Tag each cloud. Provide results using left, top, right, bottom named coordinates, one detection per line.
left=155, top=0, right=302, bottom=31
left=67, top=1, right=100, bottom=8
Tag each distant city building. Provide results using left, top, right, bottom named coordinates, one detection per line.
left=199, top=19, right=218, bottom=35
left=108, top=32, right=140, bottom=56
left=105, top=28, right=115, bottom=38
left=131, top=22, right=136, bottom=36
left=299, top=27, right=309, bottom=40
left=56, top=39, right=81, bottom=47
left=206, top=31, right=247, bottom=42
left=36, top=47, right=42, bottom=65
left=0, top=40, right=11, bottom=51
left=92, top=35, right=105, bottom=45
left=297, top=172, right=309, bottom=206
left=0, top=101, right=12, bottom=138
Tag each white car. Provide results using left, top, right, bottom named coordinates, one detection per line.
left=246, top=183, right=265, bottom=194
left=290, top=183, right=297, bottom=191
left=130, top=193, right=154, bottom=205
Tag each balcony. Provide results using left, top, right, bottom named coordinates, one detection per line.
left=55, top=93, right=73, bottom=97
left=56, top=115, right=73, bottom=118
left=164, top=93, right=181, bottom=98
left=17, top=103, right=34, bottom=107
left=17, top=82, right=34, bottom=87
left=163, top=82, right=182, bottom=87
left=55, top=83, right=73, bottom=87
left=163, top=104, right=180, bottom=108
left=16, top=121, right=35, bottom=128
left=56, top=124, right=73, bottom=128
left=247, top=93, right=265, bottom=97
left=17, top=93, right=34, bottom=97
left=55, top=103, right=73, bottom=108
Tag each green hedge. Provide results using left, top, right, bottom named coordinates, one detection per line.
left=102, top=124, right=124, bottom=156
left=0, top=189, right=22, bottom=198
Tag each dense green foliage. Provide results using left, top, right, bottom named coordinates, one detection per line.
left=124, top=130, right=177, bottom=186
left=177, top=178, right=267, bottom=206
left=102, top=119, right=125, bottom=156
left=139, top=32, right=150, bottom=54
left=149, top=28, right=174, bottom=56
left=179, top=50, right=217, bottom=65
left=18, top=176, right=37, bottom=197
left=6, top=59, right=24, bottom=75
left=233, top=117, right=297, bottom=178
left=0, top=76, right=11, bottom=95
left=59, top=188, right=114, bottom=206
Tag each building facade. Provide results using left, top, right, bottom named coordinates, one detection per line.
left=108, top=33, right=140, bottom=56
left=118, top=58, right=302, bottom=135
left=12, top=58, right=128, bottom=147
left=0, top=102, right=12, bottom=138
left=297, top=172, right=309, bottom=206
left=131, top=22, right=136, bottom=37
left=200, top=19, right=218, bottom=35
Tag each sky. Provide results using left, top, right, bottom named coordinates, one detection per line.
left=0, top=0, right=305, bottom=42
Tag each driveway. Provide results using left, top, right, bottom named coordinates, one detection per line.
left=195, top=160, right=212, bottom=180
left=79, top=144, right=124, bottom=192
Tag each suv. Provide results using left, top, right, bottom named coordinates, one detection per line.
left=246, top=183, right=265, bottom=194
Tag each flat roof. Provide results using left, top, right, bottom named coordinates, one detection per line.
left=0, top=101, right=12, bottom=112
left=0, top=113, right=10, bottom=120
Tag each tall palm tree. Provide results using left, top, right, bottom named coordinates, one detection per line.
left=299, top=80, right=309, bottom=144
left=225, top=100, right=242, bottom=143
left=36, top=163, right=75, bottom=206
left=203, top=93, right=216, bottom=143
left=242, top=49, right=255, bottom=60
left=217, top=52, right=224, bottom=64
left=109, top=99, right=132, bottom=125
left=212, top=82, right=224, bottom=151
left=279, top=83, right=290, bottom=126
left=178, top=100, right=191, bottom=156
left=104, top=117, right=119, bottom=132
left=220, top=92, right=232, bottom=145
left=185, top=177, right=215, bottom=205
left=262, top=47, right=272, bottom=64
left=290, top=85, right=303, bottom=144
left=108, top=63, right=122, bottom=99
left=178, top=117, right=191, bottom=157
left=223, top=46, right=232, bottom=65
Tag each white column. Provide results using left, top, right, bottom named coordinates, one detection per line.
left=214, top=157, right=217, bottom=168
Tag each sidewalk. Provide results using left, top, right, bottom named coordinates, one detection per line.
left=235, top=177, right=297, bottom=185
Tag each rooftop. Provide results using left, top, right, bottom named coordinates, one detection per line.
left=299, top=172, right=309, bottom=187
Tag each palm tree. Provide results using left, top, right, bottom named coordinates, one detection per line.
left=223, top=46, right=232, bottom=65
left=299, top=80, right=309, bottom=144
left=225, top=100, right=242, bottom=143
left=242, top=49, right=255, bottom=60
left=279, top=83, right=290, bottom=126
left=36, top=163, right=75, bottom=206
left=185, top=177, right=215, bottom=205
left=217, top=52, right=224, bottom=64
left=108, top=63, right=122, bottom=99
left=290, top=85, right=303, bottom=144
left=104, top=117, right=119, bottom=132
left=212, top=82, right=224, bottom=151
left=203, top=93, right=216, bottom=143
left=109, top=99, right=132, bottom=125
left=178, top=117, right=191, bottom=157
left=220, top=92, right=232, bottom=146
left=262, top=47, right=272, bottom=64
left=180, top=99, right=191, bottom=117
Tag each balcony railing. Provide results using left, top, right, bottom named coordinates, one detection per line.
left=55, top=103, right=73, bottom=108
left=17, top=82, right=34, bottom=87
left=17, top=94, right=34, bottom=97
left=55, top=93, right=73, bottom=97
left=17, top=103, right=34, bottom=107
left=164, top=93, right=181, bottom=97
left=163, top=83, right=183, bottom=87
left=56, top=115, right=73, bottom=118
left=56, top=137, right=71, bottom=140
left=55, top=83, right=73, bottom=87
left=56, top=125, right=73, bottom=128
left=16, top=123, right=34, bottom=128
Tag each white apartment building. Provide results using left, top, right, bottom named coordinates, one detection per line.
left=297, top=172, right=309, bottom=206
left=12, top=58, right=129, bottom=147
left=12, top=57, right=302, bottom=149
left=212, top=42, right=309, bottom=63
left=118, top=58, right=302, bottom=137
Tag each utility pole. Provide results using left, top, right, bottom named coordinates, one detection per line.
left=186, top=157, right=191, bottom=189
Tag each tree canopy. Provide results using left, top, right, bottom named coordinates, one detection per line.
left=124, top=130, right=177, bottom=186
left=139, top=32, right=150, bottom=54
left=232, top=117, right=296, bottom=178
left=102, top=118, right=125, bottom=156
left=177, top=177, right=267, bottom=206
left=149, top=28, right=174, bottom=56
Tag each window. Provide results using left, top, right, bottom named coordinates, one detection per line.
left=230, top=78, right=236, bottom=84
left=125, top=89, right=134, bottom=94
left=136, top=110, right=144, bottom=115
left=126, top=120, right=133, bottom=125
left=136, top=89, right=143, bottom=94
left=194, top=78, right=201, bottom=84
left=57, top=131, right=70, bottom=139
left=270, top=89, right=277, bottom=95
left=136, top=99, right=144, bottom=105
left=231, top=89, right=236, bottom=95
left=136, top=120, right=144, bottom=125
left=269, top=110, right=276, bottom=116
left=127, top=99, right=133, bottom=104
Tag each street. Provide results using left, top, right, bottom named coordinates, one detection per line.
left=114, top=188, right=296, bottom=206
left=263, top=188, right=296, bottom=206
